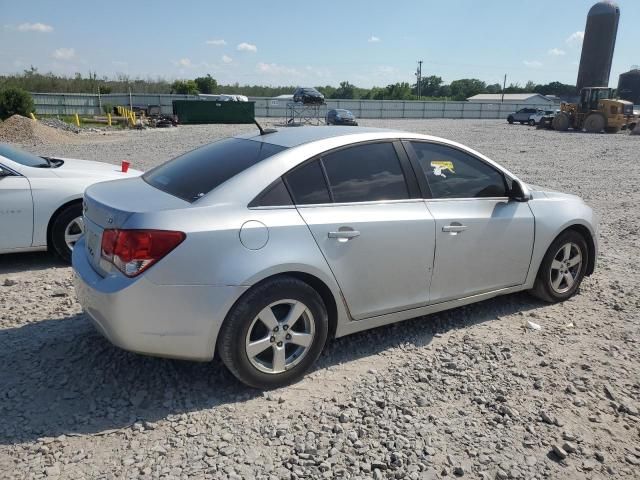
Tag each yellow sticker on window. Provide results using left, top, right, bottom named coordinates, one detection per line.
left=430, top=160, right=455, bottom=178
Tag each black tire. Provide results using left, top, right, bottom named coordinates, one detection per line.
left=530, top=230, right=589, bottom=303
left=584, top=113, right=606, bottom=133
left=50, top=202, right=83, bottom=263
left=218, top=276, right=328, bottom=389
left=507, top=116, right=514, bottom=124
left=528, top=118, right=536, bottom=126
left=552, top=113, right=570, bottom=131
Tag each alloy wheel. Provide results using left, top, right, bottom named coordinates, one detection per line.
left=245, top=299, right=315, bottom=374
left=64, top=216, right=84, bottom=251
left=549, top=242, right=582, bottom=294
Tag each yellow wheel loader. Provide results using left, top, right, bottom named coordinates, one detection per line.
left=552, top=87, right=637, bottom=133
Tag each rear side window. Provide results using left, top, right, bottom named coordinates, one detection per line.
left=410, top=142, right=507, bottom=199
left=322, top=142, right=409, bottom=203
left=143, top=138, right=287, bottom=202
left=284, top=159, right=331, bottom=205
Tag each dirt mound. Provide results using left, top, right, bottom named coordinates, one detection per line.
left=0, top=115, right=78, bottom=145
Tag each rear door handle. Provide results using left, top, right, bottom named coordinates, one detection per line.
left=328, top=230, right=360, bottom=240
left=442, top=224, right=467, bottom=233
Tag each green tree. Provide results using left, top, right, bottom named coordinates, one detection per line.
left=331, top=81, right=356, bottom=99
left=533, top=81, right=577, bottom=97
left=384, top=82, right=413, bottom=100
left=485, top=83, right=502, bottom=94
left=194, top=74, right=217, bottom=94
left=449, top=78, right=486, bottom=100
left=414, top=75, right=443, bottom=97
left=170, top=79, right=199, bottom=94
left=0, top=87, right=34, bottom=120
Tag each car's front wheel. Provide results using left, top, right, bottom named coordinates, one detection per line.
left=50, top=202, right=84, bottom=263
left=507, top=116, right=514, bottom=124
left=218, top=276, right=328, bottom=389
left=528, top=118, right=536, bottom=126
left=531, top=230, right=588, bottom=303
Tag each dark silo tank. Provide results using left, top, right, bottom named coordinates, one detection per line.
left=576, top=1, right=620, bottom=90
left=618, top=69, right=640, bottom=105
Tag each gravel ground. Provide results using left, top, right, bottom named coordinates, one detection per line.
left=1, top=119, right=638, bottom=479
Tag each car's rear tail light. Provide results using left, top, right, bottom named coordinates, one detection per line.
left=101, top=229, right=185, bottom=277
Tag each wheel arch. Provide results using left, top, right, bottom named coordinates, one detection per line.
left=564, top=224, right=596, bottom=276
left=222, top=271, right=342, bottom=343
left=46, top=197, right=83, bottom=249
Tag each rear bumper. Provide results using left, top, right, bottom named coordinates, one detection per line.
left=72, top=238, right=248, bottom=361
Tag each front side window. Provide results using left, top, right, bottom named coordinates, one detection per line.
left=321, top=142, right=409, bottom=203
left=143, top=138, right=287, bottom=203
left=410, top=142, right=507, bottom=199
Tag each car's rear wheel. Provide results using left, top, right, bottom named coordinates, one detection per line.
left=507, top=116, right=514, bottom=124
left=218, top=276, right=328, bottom=389
left=530, top=230, right=588, bottom=303
left=50, top=202, right=84, bottom=263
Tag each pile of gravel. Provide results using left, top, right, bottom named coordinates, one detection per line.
left=0, top=115, right=78, bottom=145
left=39, top=118, right=81, bottom=134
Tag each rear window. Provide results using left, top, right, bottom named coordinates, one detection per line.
left=143, top=138, right=287, bottom=202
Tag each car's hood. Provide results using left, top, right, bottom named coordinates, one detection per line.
left=526, top=183, right=581, bottom=201
left=50, top=157, right=142, bottom=179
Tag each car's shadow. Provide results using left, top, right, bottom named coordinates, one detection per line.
left=0, top=251, right=66, bottom=274
left=0, top=292, right=545, bottom=445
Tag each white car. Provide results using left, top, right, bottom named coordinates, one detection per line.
left=0, top=143, right=141, bottom=262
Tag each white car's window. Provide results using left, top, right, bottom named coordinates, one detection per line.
left=321, top=142, right=409, bottom=203
left=0, top=144, right=49, bottom=168
left=410, top=142, right=507, bottom=199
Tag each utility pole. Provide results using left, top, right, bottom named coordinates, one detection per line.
left=501, top=74, right=507, bottom=103
left=416, top=60, right=423, bottom=100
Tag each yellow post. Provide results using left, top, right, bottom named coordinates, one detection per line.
left=107, top=113, right=112, bottom=126
left=30, top=112, right=37, bottom=121
left=74, top=113, right=80, bottom=127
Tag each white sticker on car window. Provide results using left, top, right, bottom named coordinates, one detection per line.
left=431, top=160, right=455, bottom=178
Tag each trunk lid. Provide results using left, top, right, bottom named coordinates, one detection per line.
left=82, top=177, right=189, bottom=276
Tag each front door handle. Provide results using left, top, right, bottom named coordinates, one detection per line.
left=328, top=230, right=360, bottom=240
left=442, top=224, right=467, bottom=233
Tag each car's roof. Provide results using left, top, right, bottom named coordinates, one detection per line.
left=236, top=126, right=403, bottom=148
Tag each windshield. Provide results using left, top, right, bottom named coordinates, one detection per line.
left=143, top=138, right=287, bottom=202
left=0, top=143, right=49, bottom=168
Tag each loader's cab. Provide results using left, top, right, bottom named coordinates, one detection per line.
left=579, top=87, right=613, bottom=113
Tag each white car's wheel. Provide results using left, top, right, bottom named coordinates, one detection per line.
left=51, top=203, right=84, bottom=263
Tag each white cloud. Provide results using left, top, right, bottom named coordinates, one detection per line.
left=17, top=22, right=53, bottom=33
left=548, top=48, right=566, bottom=56
left=257, top=62, right=300, bottom=76
left=523, top=60, right=543, bottom=68
left=566, top=31, right=584, bottom=46
left=52, top=48, right=75, bottom=60
left=112, top=60, right=128, bottom=67
left=206, top=39, right=226, bottom=46
left=237, top=42, right=257, bottom=53
left=176, top=58, right=192, bottom=67
left=368, top=35, right=381, bottom=43
left=222, top=55, right=232, bottom=64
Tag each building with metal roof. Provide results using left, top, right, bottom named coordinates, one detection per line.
left=466, top=93, right=557, bottom=104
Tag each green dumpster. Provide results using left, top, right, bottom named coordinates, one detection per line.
left=172, top=100, right=255, bottom=124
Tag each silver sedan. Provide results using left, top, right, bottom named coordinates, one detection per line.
left=73, top=126, right=597, bottom=389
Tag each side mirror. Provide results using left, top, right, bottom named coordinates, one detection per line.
left=509, top=179, right=531, bottom=202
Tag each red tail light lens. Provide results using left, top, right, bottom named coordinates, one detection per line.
left=101, top=229, right=186, bottom=277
